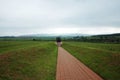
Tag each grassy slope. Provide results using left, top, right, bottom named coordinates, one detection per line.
left=0, top=41, right=57, bottom=80
left=62, top=42, right=120, bottom=80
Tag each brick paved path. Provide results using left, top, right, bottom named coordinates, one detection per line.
left=56, top=47, right=103, bottom=80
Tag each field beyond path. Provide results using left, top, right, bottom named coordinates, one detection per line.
left=0, top=41, right=57, bottom=80
left=56, top=47, right=103, bottom=80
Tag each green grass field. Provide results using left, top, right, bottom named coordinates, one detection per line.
left=1, top=41, right=120, bottom=80
left=0, top=41, right=57, bottom=80
left=62, top=42, right=120, bottom=80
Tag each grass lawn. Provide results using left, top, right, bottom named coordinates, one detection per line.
left=0, top=41, right=57, bottom=80
left=62, top=42, right=120, bottom=80
left=0, top=41, right=47, bottom=54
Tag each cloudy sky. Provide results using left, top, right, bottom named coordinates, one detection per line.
left=0, top=0, right=120, bottom=36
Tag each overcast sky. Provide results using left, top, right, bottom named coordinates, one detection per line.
left=0, top=0, right=120, bottom=36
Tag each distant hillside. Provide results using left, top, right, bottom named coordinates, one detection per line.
left=0, top=33, right=88, bottom=40
left=18, top=33, right=89, bottom=37
left=0, top=33, right=120, bottom=43
left=93, top=33, right=120, bottom=37
left=68, top=33, right=120, bottom=43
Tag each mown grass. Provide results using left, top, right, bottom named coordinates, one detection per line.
left=0, top=41, right=46, bottom=54
left=62, top=42, right=120, bottom=80
left=0, top=41, right=57, bottom=80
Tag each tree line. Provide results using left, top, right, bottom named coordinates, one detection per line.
left=63, top=33, right=120, bottom=43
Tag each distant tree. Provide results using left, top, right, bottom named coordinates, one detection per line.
left=33, top=39, right=36, bottom=41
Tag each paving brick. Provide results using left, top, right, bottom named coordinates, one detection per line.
left=56, top=47, right=103, bottom=80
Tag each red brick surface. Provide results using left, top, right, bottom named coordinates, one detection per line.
left=56, top=47, right=103, bottom=80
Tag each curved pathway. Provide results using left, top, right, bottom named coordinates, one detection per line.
left=56, top=47, right=103, bottom=80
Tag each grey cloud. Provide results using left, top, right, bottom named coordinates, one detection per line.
left=0, top=0, right=120, bottom=36
left=61, top=0, right=120, bottom=27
